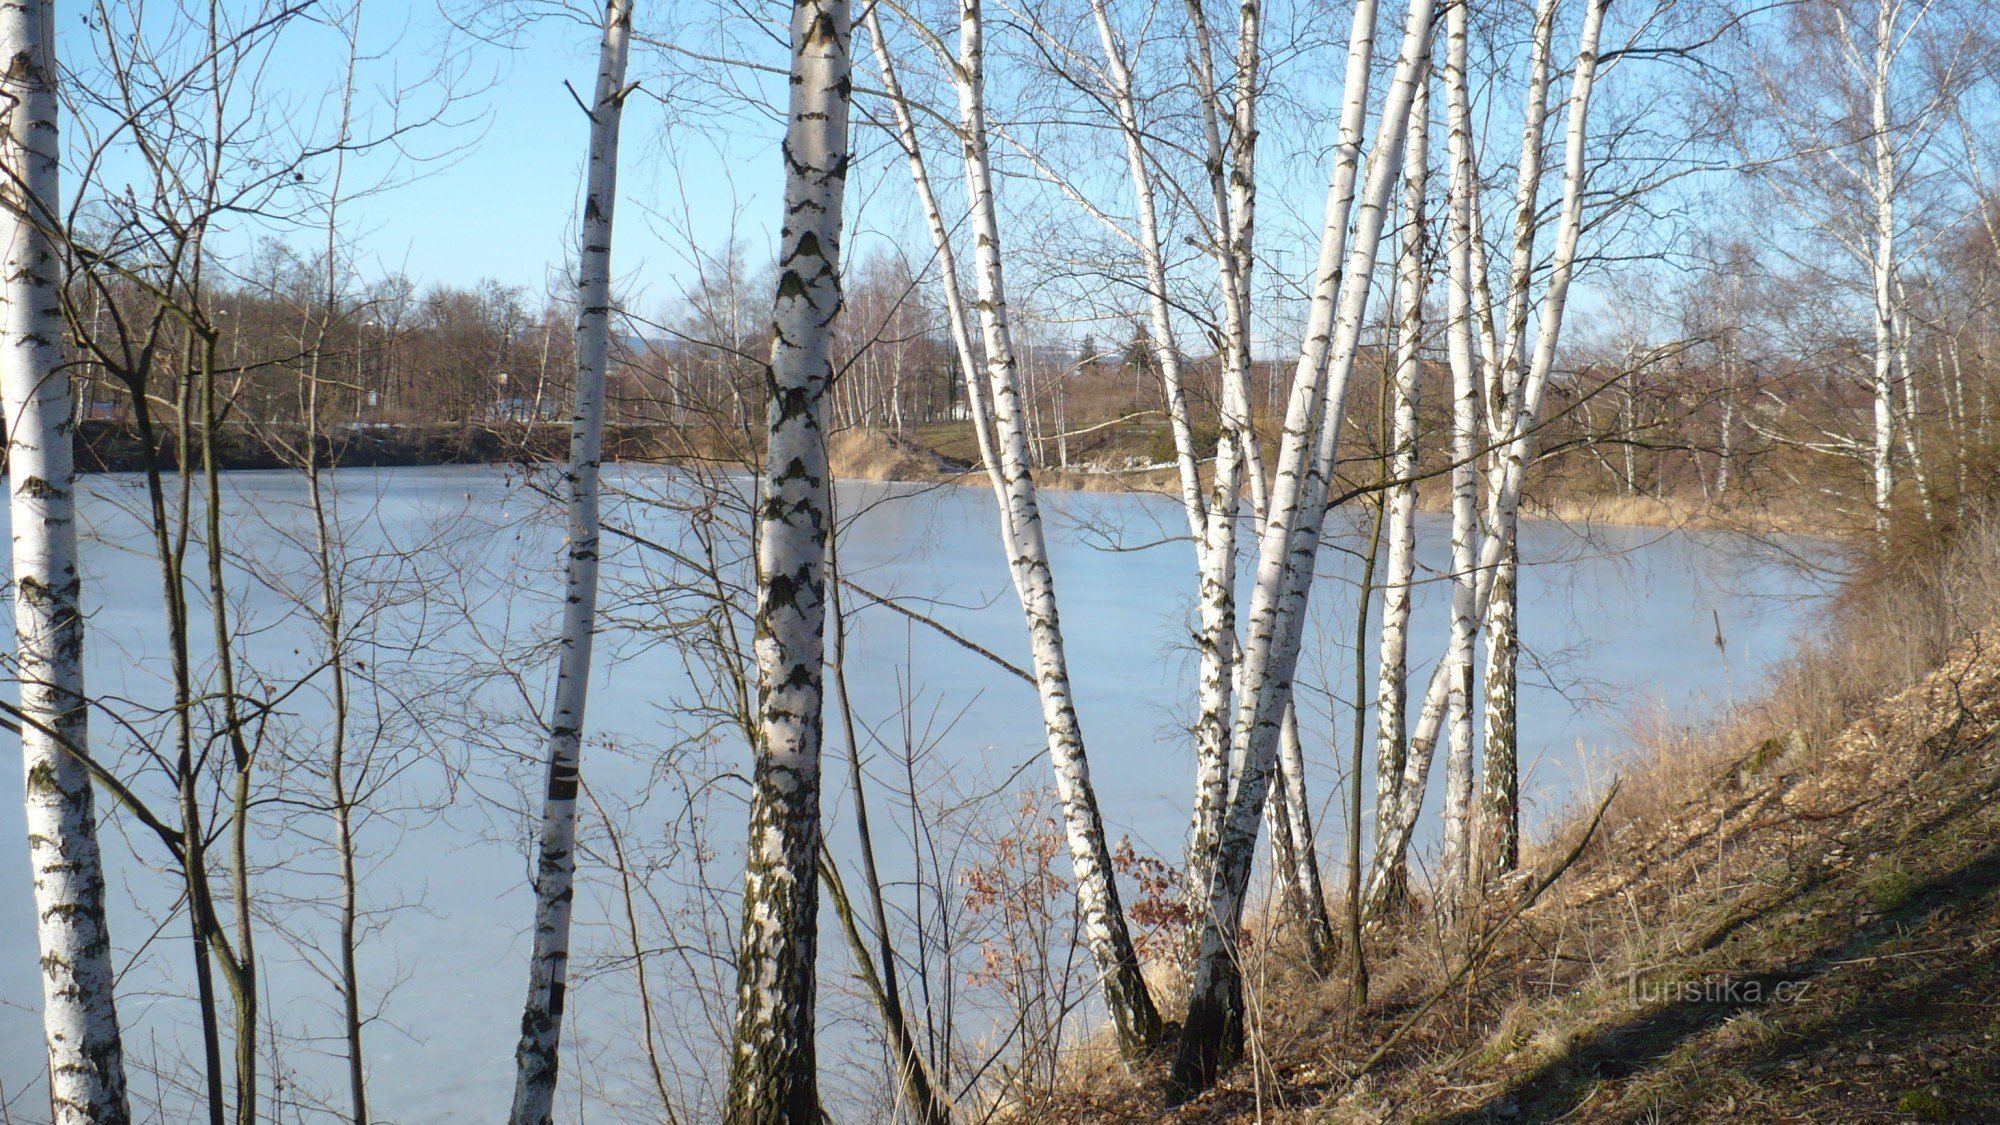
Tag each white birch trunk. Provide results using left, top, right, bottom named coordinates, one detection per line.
left=862, top=9, right=1012, bottom=508
left=1478, top=538, right=1519, bottom=878
left=1373, top=69, right=1428, bottom=892
left=1367, top=0, right=1608, bottom=912
left=1090, top=0, right=1203, bottom=546
left=509, top=5, right=630, bottom=1121
left=1275, top=702, right=1333, bottom=950
left=1436, top=268, right=1481, bottom=907
left=1891, top=278, right=1931, bottom=522
left=1178, top=0, right=1262, bottom=936
left=1172, top=0, right=1437, bottom=1094
left=1472, top=0, right=1558, bottom=887
left=3, top=1, right=132, bottom=1117
left=725, top=0, right=848, bottom=1114
left=1867, top=0, right=1897, bottom=540
left=1432, top=0, right=1481, bottom=907
left=952, top=0, right=1163, bottom=1055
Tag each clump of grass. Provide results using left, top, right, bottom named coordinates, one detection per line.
left=1898, top=1088, right=1953, bottom=1121
left=827, top=427, right=945, bottom=481
left=1863, top=864, right=1917, bottom=912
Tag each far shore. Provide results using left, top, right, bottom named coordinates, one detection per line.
left=66, top=418, right=1822, bottom=537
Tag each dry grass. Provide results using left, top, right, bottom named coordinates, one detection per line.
left=1025, top=506, right=2000, bottom=1123
left=826, top=426, right=956, bottom=482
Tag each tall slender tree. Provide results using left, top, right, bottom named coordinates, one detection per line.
left=510, top=3, right=633, bottom=1121
left=724, top=0, right=850, bottom=1112
left=1179, top=0, right=1266, bottom=930
left=1373, top=63, right=1429, bottom=909
left=863, top=0, right=1167, bottom=1056
left=1, top=1, right=132, bottom=1119
left=1477, top=0, right=1562, bottom=883
left=1436, top=0, right=1482, bottom=901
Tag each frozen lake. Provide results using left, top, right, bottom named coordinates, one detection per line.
left=0, top=465, right=1822, bottom=1121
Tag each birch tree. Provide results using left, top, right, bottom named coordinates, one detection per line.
left=510, top=2, right=632, bottom=1120
left=1372, top=61, right=1429, bottom=909
left=1172, top=0, right=1439, bottom=1094
left=957, top=0, right=1164, bottom=1054
left=1477, top=0, right=1563, bottom=883
left=724, top=0, right=850, bottom=1112
left=1740, top=1, right=1974, bottom=541
left=1434, top=0, right=1481, bottom=902
left=1367, top=0, right=1611, bottom=912
left=865, top=0, right=1165, bottom=1056
left=1178, top=0, right=1266, bottom=947
left=1, top=1, right=132, bottom=1117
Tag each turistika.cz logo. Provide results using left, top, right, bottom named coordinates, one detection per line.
left=1627, top=973, right=1811, bottom=1005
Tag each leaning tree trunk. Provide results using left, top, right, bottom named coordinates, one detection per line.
left=1171, top=0, right=1437, bottom=1098
left=724, top=0, right=849, bottom=1115
left=862, top=6, right=1011, bottom=506
left=1185, top=0, right=1382, bottom=969
left=510, top=3, right=631, bottom=1121
left=950, top=0, right=1165, bottom=1057
left=2, top=2, right=132, bottom=1119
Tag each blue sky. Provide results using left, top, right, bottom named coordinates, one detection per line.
left=209, top=2, right=789, bottom=309
left=65, top=0, right=1648, bottom=349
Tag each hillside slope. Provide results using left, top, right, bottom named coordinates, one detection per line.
left=1048, top=627, right=2000, bottom=1123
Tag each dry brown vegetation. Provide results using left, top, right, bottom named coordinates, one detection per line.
left=1019, top=505, right=2000, bottom=1123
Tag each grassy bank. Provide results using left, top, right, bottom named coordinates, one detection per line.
left=1026, top=509, right=2000, bottom=1122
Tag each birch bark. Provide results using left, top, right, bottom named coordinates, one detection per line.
left=1476, top=0, right=1560, bottom=883
left=725, top=0, right=848, bottom=1114
left=1086, top=0, right=1331, bottom=956
left=1368, top=0, right=1608, bottom=912
left=510, top=3, right=630, bottom=1121
left=1867, top=0, right=1897, bottom=541
left=952, top=0, right=1164, bottom=1055
left=1172, top=0, right=1437, bottom=1095
left=1373, top=68, right=1428, bottom=896
left=1178, top=0, right=1262, bottom=937
left=2, top=2, right=132, bottom=1117
left=1433, top=0, right=1480, bottom=906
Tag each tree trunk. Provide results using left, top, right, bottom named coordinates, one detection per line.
left=1366, top=0, right=1608, bottom=912
left=724, top=0, right=848, bottom=1113
left=950, top=0, right=1165, bottom=1057
left=1177, top=0, right=1263, bottom=950
left=510, top=4, right=631, bottom=1121
left=1867, top=0, right=1897, bottom=541
left=1373, top=66, right=1428, bottom=908
left=3, top=2, right=132, bottom=1117
left=1435, top=7, right=1482, bottom=905
left=1171, top=0, right=1436, bottom=1097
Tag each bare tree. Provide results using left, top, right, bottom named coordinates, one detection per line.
left=511, top=2, right=634, bottom=1120
left=1173, top=0, right=1438, bottom=1096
